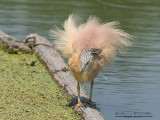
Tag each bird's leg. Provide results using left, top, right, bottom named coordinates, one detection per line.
left=89, top=80, right=94, bottom=102
left=74, top=81, right=84, bottom=111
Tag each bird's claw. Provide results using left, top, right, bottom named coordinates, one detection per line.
left=74, top=102, right=84, bottom=111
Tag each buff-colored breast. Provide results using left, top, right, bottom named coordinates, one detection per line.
left=69, top=53, right=104, bottom=83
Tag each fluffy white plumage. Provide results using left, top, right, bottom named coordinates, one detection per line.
left=49, top=14, right=132, bottom=66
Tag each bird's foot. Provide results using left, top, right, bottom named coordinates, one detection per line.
left=87, top=99, right=92, bottom=106
left=74, top=102, right=84, bottom=111
left=88, top=98, right=92, bottom=104
left=87, top=99, right=96, bottom=108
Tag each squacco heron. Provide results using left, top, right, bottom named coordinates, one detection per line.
left=50, top=14, right=131, bottom=110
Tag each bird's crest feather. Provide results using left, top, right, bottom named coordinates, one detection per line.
left=50, top=14, right=132, bottom=66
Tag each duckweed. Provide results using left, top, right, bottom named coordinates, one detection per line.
left=0, top=45, right=82, bottom=120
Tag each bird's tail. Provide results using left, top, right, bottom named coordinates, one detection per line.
left=49, top=14, right=132, bottom=66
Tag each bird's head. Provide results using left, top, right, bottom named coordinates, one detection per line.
left=80, top=48, right=100, bottom=74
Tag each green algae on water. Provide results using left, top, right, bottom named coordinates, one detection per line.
left=0, top=46, right=82, bottom=120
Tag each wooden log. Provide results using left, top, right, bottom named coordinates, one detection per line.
left=25, top=34, right=105, bottom=120
left=0, top=30, right=32, bottom=53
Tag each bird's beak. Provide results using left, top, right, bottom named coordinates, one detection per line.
left=80, top=63, right=85, bottom=74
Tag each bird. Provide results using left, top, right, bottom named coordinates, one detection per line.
left=49, top=14, right=132, bottom=110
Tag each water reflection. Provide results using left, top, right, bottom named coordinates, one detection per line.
left=1, top=0, right=160, bottom=119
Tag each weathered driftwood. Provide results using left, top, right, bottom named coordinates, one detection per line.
left=0, top=30, right=32, bottom=53
left=25, top=34, right=105, bottom=120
